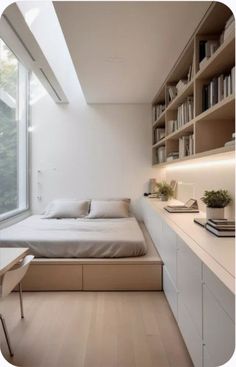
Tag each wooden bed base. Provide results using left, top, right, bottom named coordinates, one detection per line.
left=22, top=223, right=163, bottom=291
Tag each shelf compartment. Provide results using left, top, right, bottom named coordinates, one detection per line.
left=152, top=145, right=235, bottom=168
left=166, top=80, right=194, bottom=111
left=152, top=138, right=166, bottom=149
left=195, top=118, right=234, bottom=154
left=166, top=120, right=194, bottom=141
left=153, top=110, right=165, bottom=128
left=196, top=33, right=235, bottom=80
left=195, top=94, right=235, bottom=122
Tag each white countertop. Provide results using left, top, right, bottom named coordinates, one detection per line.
left=144, top=198, right=235, bottom=293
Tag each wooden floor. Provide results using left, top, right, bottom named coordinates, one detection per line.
left=0, top=291, right=193, bottom=367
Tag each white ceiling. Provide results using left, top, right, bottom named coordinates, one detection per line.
left=54, top=1, right=211, bottom=104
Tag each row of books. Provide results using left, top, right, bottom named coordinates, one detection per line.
left=202, top=67, right=235, bottom=111
left=152, top=104, right=165, bottom=122
left=166, top=85, right=177, bottom=104
left=177, top=96, right=194, bottom=127
left=199, top=15, right=234, bottom=70
left=206, top=219, right=235, bottom=237
left=199, top=39, right=219, bottom=69
left=179, top=134, right=194, bottom=158
left=220, top=15, right=235, bottom=45
left=153, top=128, right=165, bottom=144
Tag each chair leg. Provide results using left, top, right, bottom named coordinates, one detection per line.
left=0, top=314, right=14, bottom=357
left=19, top=282, right=24, bottom=319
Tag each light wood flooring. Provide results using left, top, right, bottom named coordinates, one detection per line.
left=0, top=291, right=193, bottom=367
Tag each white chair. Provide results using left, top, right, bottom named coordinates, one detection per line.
left=0, top=254, right=34, bottom=356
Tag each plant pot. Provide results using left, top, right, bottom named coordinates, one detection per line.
left=206, top=207, right=225, bottom=220
left=160, top=194, right=169, bottom=201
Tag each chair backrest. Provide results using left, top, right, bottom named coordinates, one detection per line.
left=0, top=255, right=34, bottom=298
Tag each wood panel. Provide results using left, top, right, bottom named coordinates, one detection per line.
left=83, top=264, right=162, bottom=291
left=22, top=264, right=83, bottom=291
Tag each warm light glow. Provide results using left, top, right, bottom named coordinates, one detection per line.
left=166, top=158, right=235, bottom=171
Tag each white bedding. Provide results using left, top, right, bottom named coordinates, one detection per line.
left=0, top=215, right=147, bottom=258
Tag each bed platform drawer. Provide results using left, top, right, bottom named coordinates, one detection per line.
left=22, top=264, right=83, bottom=291
left=83, top=264, right=162, bottom=291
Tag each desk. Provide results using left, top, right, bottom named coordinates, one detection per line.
left=0, top=248, right=29, bottom=276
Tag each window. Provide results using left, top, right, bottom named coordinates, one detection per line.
left=0, top=38, right=28, bottom=220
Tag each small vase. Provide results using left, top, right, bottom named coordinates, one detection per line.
left=206, top=207, right=225, bottom=220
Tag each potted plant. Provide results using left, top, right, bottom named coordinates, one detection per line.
left=156, top=182, right=174, bottom=201
left=201, top=190, right=232, bottom=219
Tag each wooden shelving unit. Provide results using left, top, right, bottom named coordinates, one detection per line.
left=152, top=2, right=235, bottom=166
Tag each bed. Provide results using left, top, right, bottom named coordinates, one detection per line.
left=0, top=215, right=147, bottom=258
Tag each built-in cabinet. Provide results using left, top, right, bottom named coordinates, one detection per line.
left=142, top=198, right=235, bottom=367
left=152, top=2, right=235, bottom=166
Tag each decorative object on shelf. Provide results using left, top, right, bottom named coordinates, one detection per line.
left=220, top=14, right=235, bottom=44
left=224, top=132, right=235, bottom=148
left=156, top=146, right=166, bottom=163
left=156, top=182, right=174, bottom=201
left=165, top=198, right=199, bottom=213
left=149, top=178, right=157, bottom=194
left=201, top=190, right=232, bottom=219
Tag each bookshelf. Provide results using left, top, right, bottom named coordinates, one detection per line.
left=152, top=2, right=235, bottom=166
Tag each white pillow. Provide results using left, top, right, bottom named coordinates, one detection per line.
left=43, top=200, right=90, bottom=219
left=88, top=200, right=129, bottom=219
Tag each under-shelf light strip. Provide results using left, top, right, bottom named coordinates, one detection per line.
left=166, top=158, right=235, bottom=170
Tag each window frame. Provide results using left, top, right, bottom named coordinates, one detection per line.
left=0, top=40, right=30, bottom=222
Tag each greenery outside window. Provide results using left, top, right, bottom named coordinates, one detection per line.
left=0, top=38, right=29, bottom=221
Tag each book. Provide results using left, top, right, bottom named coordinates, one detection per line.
left=199, top=40, right=207, bottom=62
left=218, top=75, right=224, bottom=102
left=165, top=199, right=199, bottom=213
left=231, top=66, right=235, bottom=94
left=205, top=224, right=235, bottom=237
left=208, top=219, right=235, bottom=225
left=199, top=56, right=209, bottom=70
left=223, top=20, right=235, bottom=42
left=194, top=218, right=207, bottom=227
left=207, top=219, right=235, bottom=230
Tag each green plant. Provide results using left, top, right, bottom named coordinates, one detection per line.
left=201, top=190, right=232, bottom=208
left=156, top=182, right=174, bottom=199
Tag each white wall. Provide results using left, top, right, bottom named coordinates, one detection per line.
left=20, top=1, right=160, bottom=217
left=160, top=160, right=235, bottom=219
left=30, top=96, right=158, bottom=216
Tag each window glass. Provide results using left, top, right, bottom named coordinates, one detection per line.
left=0, top=38, right=28, bottom=219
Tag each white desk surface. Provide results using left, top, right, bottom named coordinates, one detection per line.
left=145, top=198, right=235, bottom=294
left=0, top=247, right=29, bottom=276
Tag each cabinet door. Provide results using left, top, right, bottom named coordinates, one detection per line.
left=162, top=222, right=177, bottom=286
left=163, top=265, right=178, bottom=320
left=177, top=236, right=202, bottom=336
left=178, top=295, right=203, bottom=367
left=203, top=284, right=235, bottom=367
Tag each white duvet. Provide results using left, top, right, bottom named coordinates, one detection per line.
left=0, top=215, right=147, bottom=258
